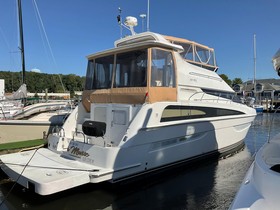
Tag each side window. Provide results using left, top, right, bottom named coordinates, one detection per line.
left=93, top=56, right=114, bottom=89
left=85, top=60, right=94, bottom=90
left=85, top=55, right=114, bottom=90
left=151, top=49, right=175, bottom=87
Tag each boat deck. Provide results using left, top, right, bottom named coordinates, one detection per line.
left=0, top=148, right=113, bottom=195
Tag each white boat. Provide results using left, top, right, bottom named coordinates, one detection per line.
left=251, top=104, right=264, bottom=114
left=0, top=80, right=71, bottom=143
left=229, top=49, right=280, bottom=210
left=0, top=105, right=71, bottom=144
left=230, top=133, right=280, bottom=209
left=0, top=83, right=27, bottom=119
left=0, top=21, right=256, bottom=195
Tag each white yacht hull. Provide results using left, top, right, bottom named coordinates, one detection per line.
left=0, top=102, right=255, bottom=195
left=230, top=133, right=280, bottom=209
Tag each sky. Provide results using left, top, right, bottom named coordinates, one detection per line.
left=0, top=0, right=279, bottom=82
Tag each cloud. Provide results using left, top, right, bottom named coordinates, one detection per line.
left=30, top=68, right=41, bottom=73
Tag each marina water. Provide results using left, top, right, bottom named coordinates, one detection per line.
left=0, top=113, right=279, bottom=210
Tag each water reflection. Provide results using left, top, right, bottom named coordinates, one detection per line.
left=0, top=113, right=279, bottom=210
left=245, top=113, right=280, bottom=154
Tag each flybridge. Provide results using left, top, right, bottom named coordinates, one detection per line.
left=114, top=31, right=218, bottom=72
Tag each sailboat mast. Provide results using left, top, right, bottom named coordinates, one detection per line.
left=18, top=0, right=26, bottom=85
left=253, top=34, right=257, bottom=98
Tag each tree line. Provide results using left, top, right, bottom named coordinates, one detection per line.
left=0, top=71, right=85, bottom=94
left=0, top=71, right=242, bottom=94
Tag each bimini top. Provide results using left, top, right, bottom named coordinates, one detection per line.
left=164, top=35, right=218, bottom=71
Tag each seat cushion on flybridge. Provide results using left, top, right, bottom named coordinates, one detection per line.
left=0, top=148, right=112, bottom=195
left=82, top=120, right=106, bottom=137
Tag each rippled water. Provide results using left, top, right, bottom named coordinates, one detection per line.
left=0, top=113, right=279, bottom=210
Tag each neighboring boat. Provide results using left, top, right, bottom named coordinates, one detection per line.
left=246, top=97, right=264, bottom=113
left=0, top=83, right=27, bottom=119
left=0, top=81, right=72, bottom=143
left=0, top=80, right=71, bottom=143
left=0, top=18, right=256, bottom=195
left=230, top=48, right=280, bottom=210
left=252, top=104, right=264, bottom=113
left=230, top=133, right=280, bottom=209
left=0, top=103, right=71, bottom=144
left=272, top=48, right=280, bottom=75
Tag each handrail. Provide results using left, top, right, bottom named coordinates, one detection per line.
left=188, top=91, right=234, bottom=104
left=73, top=130, right=86, bottom=144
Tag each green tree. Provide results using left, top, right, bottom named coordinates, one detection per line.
left=219, top=74, right=232, bottom=86
left=232, top=78, right=243, bottom=86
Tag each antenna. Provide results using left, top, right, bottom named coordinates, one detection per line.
left=116, top=8, right=138, bottom=36
left=117, top=7, right=123, bottom=38
left=139, top=14, right=146, bottom=32
left=147, top=0, right=150, bottom=31
left=124, top=16, right=137, bottom=35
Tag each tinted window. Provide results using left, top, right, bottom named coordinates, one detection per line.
left=161, top=105, right=244, bottom=122
left=85, top=55, right=114, bottom=90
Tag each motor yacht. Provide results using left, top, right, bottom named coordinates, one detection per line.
left=0, top=29, right=256, bottom=195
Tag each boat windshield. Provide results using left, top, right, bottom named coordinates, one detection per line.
left=114, top=49, right=147, bottom=88
left=85, top=49, right=148, bottom=90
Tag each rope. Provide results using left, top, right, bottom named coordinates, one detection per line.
left=0, top=148, right=39, bottom=208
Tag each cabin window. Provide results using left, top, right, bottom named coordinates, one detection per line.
left=161, top=105, right=244, bottom=122
left=114, top=49, right=147, bottom=88
left=85, top=55, right=114, bottom=90
left=151, top=49, right=175, bottom=87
